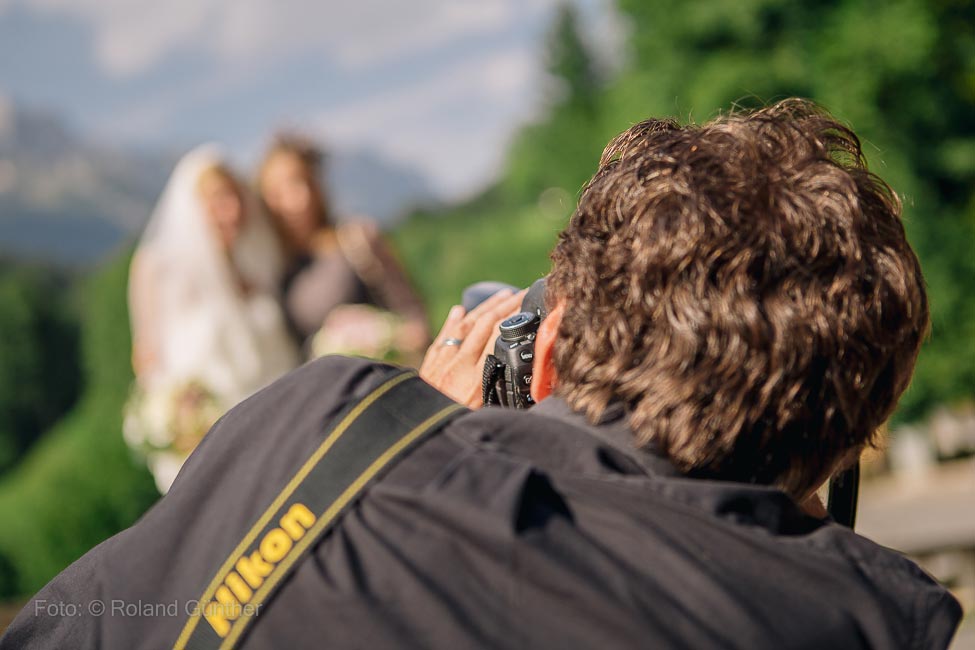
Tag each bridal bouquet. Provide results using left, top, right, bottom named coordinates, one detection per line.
left=123, top=379, right=224, bottom=493
left=310, top=303, right=417, bottom=363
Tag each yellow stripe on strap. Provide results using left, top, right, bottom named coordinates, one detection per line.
left=172, top=371, right=416, bottom=650
left=216, top=402, right=465, bottom=650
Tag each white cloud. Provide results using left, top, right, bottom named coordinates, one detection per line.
left=326, top=2, right=514, bottom=69
left=23, top=0, right=213, bottom=77
left=2, top=0, right=618, bottom=195
left=8, top=0, right=556, bottom=78
left=311, top=46, right=544, bottom=197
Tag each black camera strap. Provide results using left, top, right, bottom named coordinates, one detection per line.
left=826, top=463, right=860, bottom=529
left=173, top=369, right=467, bottom=650
left=482, top=354, right=505, bottom=406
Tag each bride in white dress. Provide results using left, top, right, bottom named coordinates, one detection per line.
left=125, top=145, right=299, bottom=492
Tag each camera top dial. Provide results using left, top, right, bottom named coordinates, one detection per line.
left=499, top=311, right=540, bottom=342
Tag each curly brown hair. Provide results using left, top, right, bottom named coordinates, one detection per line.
left=548, top=99, right=928, bottom=498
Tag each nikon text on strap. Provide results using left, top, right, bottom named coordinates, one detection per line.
left=173, top=369, right=467, bottom=650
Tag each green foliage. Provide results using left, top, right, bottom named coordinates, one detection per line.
left=0, top=263, right=81, bottom=472
left=546, top=4, right=600, bottom=116
left=607, top=0, right=975, bottom=423
left=393, top=198, right=570, bottom=324
left=0, top=254, right=158, bottom=597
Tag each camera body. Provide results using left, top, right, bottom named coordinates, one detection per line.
left=488, top=311, right=540, bottom=408
left=481, top=279, right=546, bottom=409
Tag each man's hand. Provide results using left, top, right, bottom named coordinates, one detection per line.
left=419, top=289, right=526, bottom=408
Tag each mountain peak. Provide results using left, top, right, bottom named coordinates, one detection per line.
left=0, top=98, right=437, bottom=264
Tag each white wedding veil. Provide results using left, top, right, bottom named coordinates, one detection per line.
left=129, top=145, right=298, bottom=405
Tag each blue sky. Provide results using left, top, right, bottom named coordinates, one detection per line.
left=0, top=0, right=619, bottom=198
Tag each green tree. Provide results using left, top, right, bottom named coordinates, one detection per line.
left=0, top=263, right=81, bottom=472
left=0, top=254, right=157, bottom=597
left=605, top=0, right=975, bottom=422
left=503, top=4, right=607, bottom=200
left=546, top=3, right=600, bottom=117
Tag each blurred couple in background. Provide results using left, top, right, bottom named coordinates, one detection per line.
left=124, top=136, right=430, bottom=492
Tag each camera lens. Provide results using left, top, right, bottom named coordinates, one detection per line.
left=500, top=311, right=539, bottom=341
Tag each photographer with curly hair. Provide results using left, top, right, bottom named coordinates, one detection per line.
left=2, top=100, right=960, bottom=649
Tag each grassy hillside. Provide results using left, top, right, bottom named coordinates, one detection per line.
left=392, top=196, right=573, bottom=324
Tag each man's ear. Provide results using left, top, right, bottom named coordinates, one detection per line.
left=531, top=301, right=563, bottom=403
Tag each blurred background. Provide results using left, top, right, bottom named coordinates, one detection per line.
left=0, top=0, right=972, bottom=643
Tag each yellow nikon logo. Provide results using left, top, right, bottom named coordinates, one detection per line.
left=203, top=502, right=317, bottom=637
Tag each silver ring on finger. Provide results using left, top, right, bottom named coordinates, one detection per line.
left=442, top=338, right=464, bottom=347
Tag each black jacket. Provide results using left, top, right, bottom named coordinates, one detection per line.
left=1, top=356, right=961, bottom=649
